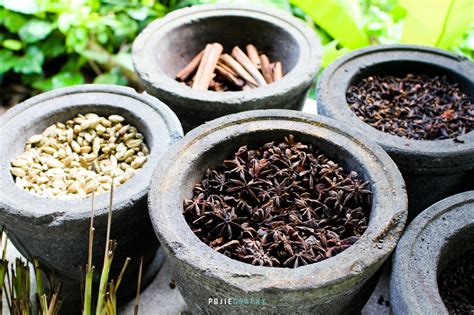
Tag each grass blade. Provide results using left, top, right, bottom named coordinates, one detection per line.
left=134, top=257, right=144, bottom=315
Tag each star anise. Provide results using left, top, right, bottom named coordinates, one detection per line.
left=183, top=135, right=372, bottom=268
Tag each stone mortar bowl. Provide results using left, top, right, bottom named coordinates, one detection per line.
left=0, top=85, right=183, bottom=305
left=132, top=4, right=322, bottom=132
left=391, top=190, right=474, bottom=314
left=316, top=44, right=474, bottom=220
left=148, top=110, right=408, bottom=314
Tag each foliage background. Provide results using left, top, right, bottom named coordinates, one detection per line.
left=1, top=0, right=473, bottom=107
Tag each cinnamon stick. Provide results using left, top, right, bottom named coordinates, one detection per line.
left=176, top=50, right=204, bottom=81
left=231, top=46, right=267, bottom=87
left=259, top=54, right=274, bottom=84
left=217, top=62, right=238, bottom=77
left=215, top=65, right=245, bottom=87
left=220, top=54, right=258, bottom=87
left=192, top=43, right=223, bottom=90
left=273, top=61, right=283, bottom=81
left=246, top=44, right=261, bottom=69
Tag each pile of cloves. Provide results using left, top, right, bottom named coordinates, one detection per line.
left=176, top=43, right=283, bottom=91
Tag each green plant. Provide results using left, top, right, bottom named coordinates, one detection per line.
left=1, top=0, right=168, bottom=106
left=0, top=229, right=62, bottom=315
left=82, top=185, right=142, bottom=315
left=292, top=0, right=474, bottom=66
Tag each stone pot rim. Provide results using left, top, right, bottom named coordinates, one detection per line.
left=316, top=44, right=474, bottom=173
left=0, top=84, right=183, bottom=221
left=390, top=190, right=474, bottom=314
left=149, top=110, right=407, bottom=292
left=132, top=4, right=322, bottom=108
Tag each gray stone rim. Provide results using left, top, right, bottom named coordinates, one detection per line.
left=132, top=4, right=322, bottom=107
left=149, top=109, right=407, bottom=293
left=317, top=44, right=474, bottom=173
left=391, top=190, right=474, bottom=315
left=0, top=84, right=183, bottom=220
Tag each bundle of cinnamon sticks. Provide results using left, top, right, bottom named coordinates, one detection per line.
left=176, top=43, right=284, bottom=92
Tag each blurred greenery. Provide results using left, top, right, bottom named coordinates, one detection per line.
left=0, top=0, right=473, bottom=105
left=1, top=0, right=168, bottom=105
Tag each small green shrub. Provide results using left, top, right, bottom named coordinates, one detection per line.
left=1, top=0, right=168, bottom=105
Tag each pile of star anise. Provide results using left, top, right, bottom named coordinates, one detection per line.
left=183, top=135, right=372, bottom=268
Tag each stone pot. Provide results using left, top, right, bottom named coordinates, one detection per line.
left=316, top=44, right=474, bottom=220
left=0, top=85, right=183, bottom=306
left=391, top=191, right=474, bottom=314
left=148, top=110, right=407, bottom=314
left=132, top=4, right=322, bottom=132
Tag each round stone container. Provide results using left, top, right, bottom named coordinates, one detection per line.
left=132, top=4, right=322, bottom=132
left=316, top=44, right=474, bottom=219
left=0, top=85, right=183, bottom=303
left=391, top=191, right=474, bottom=314
left=148, top=110, right=407, bottom=314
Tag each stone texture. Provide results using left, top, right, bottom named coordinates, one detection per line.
left=316, top=44, right=474, bottom=220
left=148, top=110, right=408, bottom=314
left=0, top=85, right=183, bottom=307
left=391, top=190, right=474, bottom=314
left=132, top=4, right=322, bottom=131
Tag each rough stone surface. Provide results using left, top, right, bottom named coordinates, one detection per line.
left=132, top=4, right=322, bottom=131
left=391, top=190, right=474, bottom=315
left=316, top=45, right=474, bottom=219
left=148, top=110, right=408, bottom=314
left=0, top=85, right=183, bottom=307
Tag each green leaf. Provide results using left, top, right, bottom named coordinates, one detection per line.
left=13, top=46, right=44, bottom=74
left=2, top=39, right=22, bottom=50
left=60, top=55, right=86, bottom=72
left=400, top=0, right=474, bottom=48
left=3, top=11, right=28, bottom=32
left=65, top=27, right=88, bottom=52
left=291, top=0, right=369, bottom=49
left=19, top=20, right=54, bottom=43
left=81, top=49, right=109, bottom=64
left=127, top=6, right=150, bottom=20
left=322, top=40, right=350, bottom=68
left=39, top=34, right=66, bottom=58
left=114, top=51, right=134, bottom=71
left=216, top=0, right=291, bottom=11
left=390, top=5, right=407, bottom=22
left=57, top=13, right=76, bottom=33
left=437, top=0, right=474, bottom=48
left=2, top=0, right=39, bottom=14
left=0, top=49, right=16, bottom=73
left=31, top=76, right=53, bottom=91
left=51, top=72, right=84, bottom=89
left=93, top=71, right=120, bottom=84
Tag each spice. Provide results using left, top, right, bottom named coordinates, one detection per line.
left=346, top=73, right=474, bottom=141
left=183, top=135, right=371, bottom=268
left=176, top=43, right=284, bottom=91
left=10, top=113, right=150, bottom=199
left=438, top=250, right=474, bottom=314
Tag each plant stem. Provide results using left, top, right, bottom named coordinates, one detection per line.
left=84, top=268, right=94, bottom=315
left=84, top=191, right=95, bottom=315
left=96, top=242, right=114, bottom=315
left=34, top=258, right=44, bottom=298
left=0, top=230, right=7, bottom=315
left=113, top=257, right=130, bottom=295
left=88, top=191, right=96, bottom=273
left=134, top=257, right=144, bottom=315
left=86, top=40, right=143, bottom=90
left=96, top=183, right=115, bottom=315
